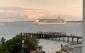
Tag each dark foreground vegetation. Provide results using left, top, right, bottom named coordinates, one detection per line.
left=0, top=33, right=39, bottom=53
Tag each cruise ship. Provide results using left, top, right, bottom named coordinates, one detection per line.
left=34, top=17, right=66, bottom=24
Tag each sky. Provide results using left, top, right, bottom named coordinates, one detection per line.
left=0, top=0, right=83, bottom=21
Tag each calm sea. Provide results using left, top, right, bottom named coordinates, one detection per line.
left=0, top=21, right=83, bottom=39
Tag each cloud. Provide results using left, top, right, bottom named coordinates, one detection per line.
left=0, top=7, right=51, bottom=22
left=23, top=9, right=51, bottom=21
left=0, top=0, right=82, bottom=17
left=0, top=7, right=82, bottom=22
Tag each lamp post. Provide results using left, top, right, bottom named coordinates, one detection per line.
left=22, top=40, right=24, bottom=53
left=21, top=32, right=24, bottom=53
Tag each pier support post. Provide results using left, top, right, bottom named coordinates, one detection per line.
left=67, top=37, right=69, bottom=42
left=77, top=38, right=79, bottom=43
left=63, top=37, right=65, bottom=41
left=43, top=34, right=44, bottom=39
left=59, top=37, right=60, bottom=41
left=72, top=37, right=74, bottom=42
left=44, top=35, right=46, bottom=39
left=43, top=34, right=44, bottom=38
left=40, top=34, right=41, bottom=38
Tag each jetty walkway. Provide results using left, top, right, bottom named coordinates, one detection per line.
left=21, top=32, right=83, bottom=43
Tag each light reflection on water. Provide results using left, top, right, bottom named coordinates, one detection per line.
left=39, top=39, right=67, bottom=53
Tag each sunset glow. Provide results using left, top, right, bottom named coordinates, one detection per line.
left=0, top=0, right=83, bottom=22
left=23, top=9, right=51, bottom=21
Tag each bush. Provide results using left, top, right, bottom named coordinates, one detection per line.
left=0, top=33, right=39, bottom=53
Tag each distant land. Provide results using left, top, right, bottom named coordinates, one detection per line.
left=0, top=21, right=83, bottom=24
left=66, top=21, right=83, bottom=23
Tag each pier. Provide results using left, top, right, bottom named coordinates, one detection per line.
left=21, top=32, right=83, bottom=43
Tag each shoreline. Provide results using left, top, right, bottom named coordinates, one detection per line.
left=39, top=39, right=67, bottom=53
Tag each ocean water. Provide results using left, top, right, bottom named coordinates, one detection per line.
left=0, top=21, right=83, bottom=39
left=0, top=21, right=83, bottom=53
left=39, top=39, right=68, bottom=53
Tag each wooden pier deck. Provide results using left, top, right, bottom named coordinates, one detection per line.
left=21, top=32, right=83, bottom=43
